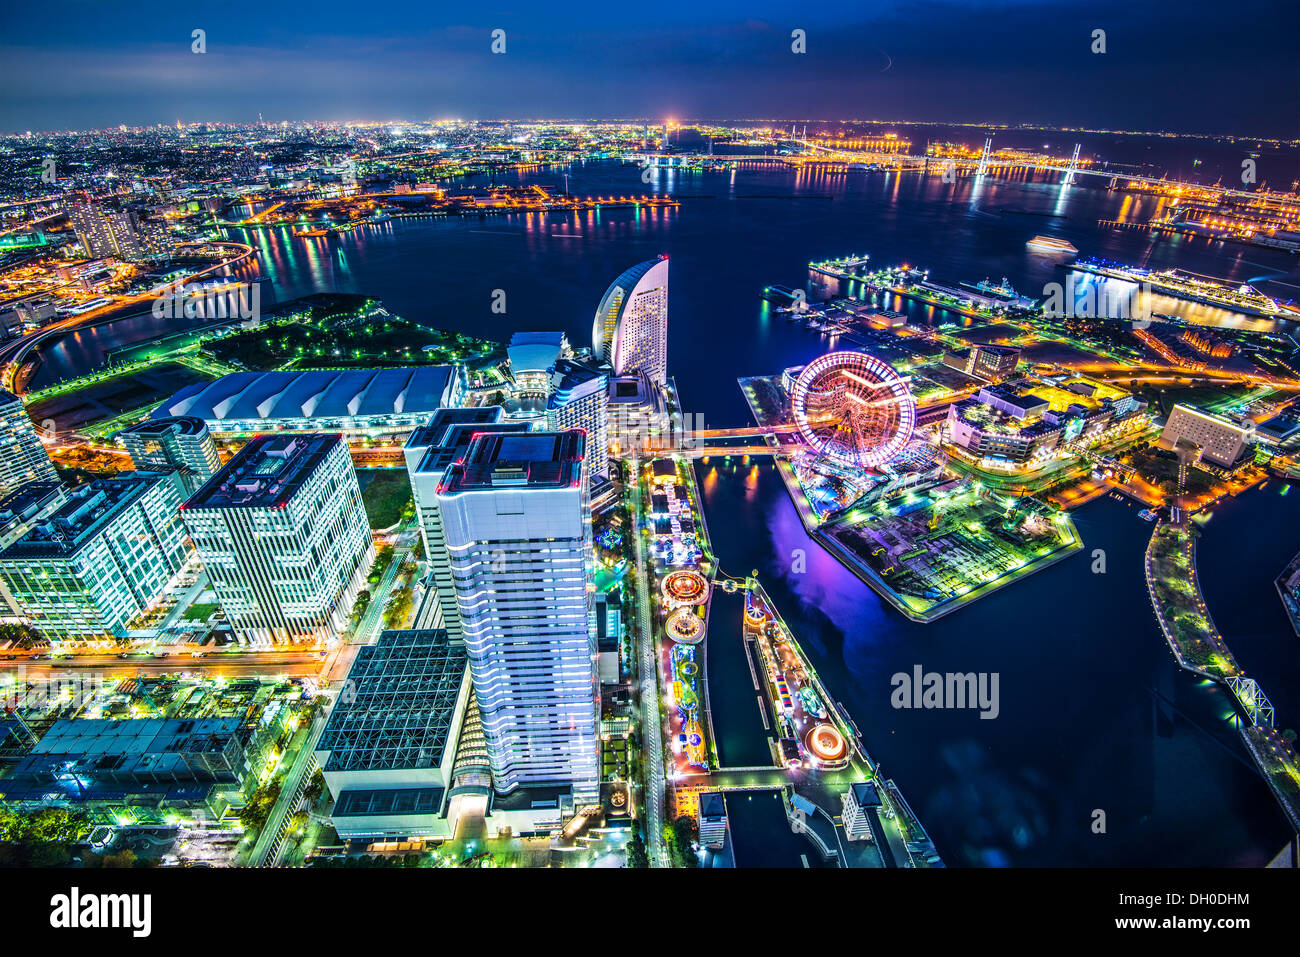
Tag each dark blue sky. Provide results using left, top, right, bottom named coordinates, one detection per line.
left=3, top=0, right=1297, bottom=136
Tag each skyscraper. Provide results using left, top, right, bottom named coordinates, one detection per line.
left=403, top=407, right=528, bottom=637
left=547, top=356, right=610, bottom=481
left=0, top=389, right=59, bottom=497
left=435, top=430, right=599, bottom=796
left=116, top=416, right=221, bottom=494
left=592, top=255, right=669, bottom=388
left=181, top=434, right=374, bottom=645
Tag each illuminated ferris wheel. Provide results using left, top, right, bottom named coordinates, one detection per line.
left=790, top=350, right=916, bottom=469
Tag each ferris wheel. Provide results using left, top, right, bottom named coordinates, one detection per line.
left=790, top=350, right=916, bottom=469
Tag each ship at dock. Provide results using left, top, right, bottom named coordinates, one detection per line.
left=920, top=278, right=1029, bottom=313
left=959, top=277, right=1039, bottom=310
left=1071, top=258, right=1297, bottom=318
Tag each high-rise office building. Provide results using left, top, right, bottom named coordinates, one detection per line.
left=546, top=357, right=610, bottom=481
left=0, top=472, right=188, bottom=642
left=435, top=430, right=600, bottom=796
left=592, top=255, right=669, bottom=388
left=0, top=389, right=59, bottom=497
left=404, top=408, right=528, bottom=637
left=181, top=434, right=374, bottom=645
left=116, top=416, right=222, bottom=494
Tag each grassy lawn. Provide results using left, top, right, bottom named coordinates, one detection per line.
left=361, top=471, right=413, bottom=529
left=181, top=602, right=221, bottom=622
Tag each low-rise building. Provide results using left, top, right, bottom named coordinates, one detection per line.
left=946, top=376, right=1147, bottom=466
left=1158, top=404, right=1253, bottom=467
left=507, top=331, right=570, bottom=400
left=842, top=781, right=881, bottom=841
left=153, top=367, right=462, bottom=437
left=316, top=629, right=472, bottom=841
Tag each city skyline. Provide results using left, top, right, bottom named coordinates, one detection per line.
left=2, top=0, right=1297, bottom=138
left=0, top=0, right=1297, bottom=909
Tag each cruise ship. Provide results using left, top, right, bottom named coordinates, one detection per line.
left=1072, top=259, right=1296, bottom=318
left=1027, top=235, right=1079, bottom=255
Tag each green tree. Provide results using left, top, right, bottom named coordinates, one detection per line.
left=626, top=832, right=649, bottom=868
left=102, top=848, right=137, bottom=868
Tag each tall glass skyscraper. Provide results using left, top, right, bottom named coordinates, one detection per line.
left=546, top=357, right=610, bottom=481
left=0, top=472, right=188, bottom=642
left=434, top=430, right=600, bottom=797
left=592, top=255, right=669, bottom=388
left=404, top=407, right=527, bottom=637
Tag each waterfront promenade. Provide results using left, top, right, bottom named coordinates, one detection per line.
left=670, top=579, right=942, bottom=867
left=1145, top=520, right=1300, bottom=833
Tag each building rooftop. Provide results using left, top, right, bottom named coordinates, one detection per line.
left=507, top=331, right=568, bottom=375
left=440, top=430, right=585, bottom=493
left=333, top=786, right=446, bottom=818
left=607, top=373, right=652, bottom=404
left=117, top=415, right=209, bottom=439
left=405, top=407, right=504, bottom=456
left=10, top=716, right=246, bottom=784
left=700, top=792, right=726, bottom=820
left=183, top=433, right=341, bottom=510
left=850, top=781, right=882, bottom=807
left=0, top=480, right=65, bottom=525
left=548, top=357, right=609, bottom=410
left=152, top=367, right=457, bottom=425
left=317, top=629, right=468, bottom=774
left=0, top=474, right=169, bottom=559
left=406, top=407, right=529, bottom=477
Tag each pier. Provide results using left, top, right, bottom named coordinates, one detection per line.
left=1145, top=519, right=1300, bottom=832
left=670, top=580, right=942, bottom=867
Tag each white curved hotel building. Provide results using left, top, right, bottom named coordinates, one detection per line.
left=592, top=255, right=669, bottom=388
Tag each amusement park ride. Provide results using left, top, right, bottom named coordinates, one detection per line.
left=789, top=350, right=918, bottom=471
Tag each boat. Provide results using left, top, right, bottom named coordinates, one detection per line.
left=1027, top=235, right=1078, bottom=255
left=1139, top=509, right=1158, bottom=522
left=762, top=283, right=803, bottom=306
left=959, top=277, right=1039, bottom=310
left=295, top=228, right=331, bottom=238
left=1071, top=259, right=1291, bottom=318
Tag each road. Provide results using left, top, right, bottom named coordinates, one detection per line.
left=248, top=712, right=328, bottom=867
left=627, top=459, right=667, bottom=867
left=1, top=651, right=325, bottom=680
left=350, top=540, right=414, bottom=645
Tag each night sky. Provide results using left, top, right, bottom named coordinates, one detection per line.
left=2, top=0, right=1297, bottom=136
